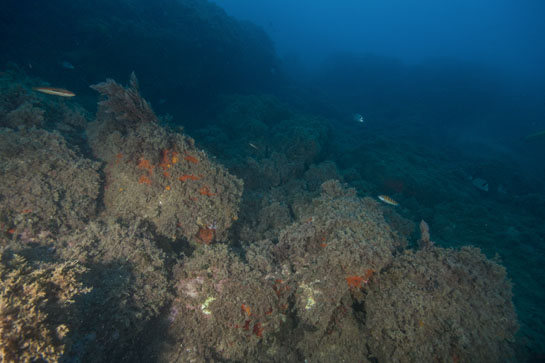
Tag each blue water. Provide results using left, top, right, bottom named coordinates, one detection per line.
left=1, top=0, right=544, bottom=361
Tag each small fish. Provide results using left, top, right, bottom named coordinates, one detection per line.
left=353, top=113, right=364, bottom=123
left=33, top=87, right=75, bottom=97
left=472, top=177, right=489, bottom=192
left=248, top=142, right=259, bottom=150
left=378, top=195, right=399, bottom=206
left=60, top=61, right=75, bottom=69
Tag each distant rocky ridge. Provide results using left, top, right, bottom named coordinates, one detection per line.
left=0, top=0, right=282, bottom=123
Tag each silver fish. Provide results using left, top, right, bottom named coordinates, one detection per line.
left=353, top=113, right=364, bottom=123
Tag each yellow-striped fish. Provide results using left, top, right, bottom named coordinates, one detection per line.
left=32, top=87, right=75, bottom=97
left=378, top=195, right=399, bottom=206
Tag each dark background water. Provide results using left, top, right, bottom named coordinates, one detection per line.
left=214, top=0, right=545, bottom=172
left=4, top=0, right=543, bottom=169
left=1, top=0, right=544, bottom=359
left=214, top=0, right=545, bottom=79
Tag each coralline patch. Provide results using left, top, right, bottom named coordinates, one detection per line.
left=0, top=249, right=91, bottom=362
left=88, top=75, right=243, bottom=244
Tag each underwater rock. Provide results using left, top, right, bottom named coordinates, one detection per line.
left=88, top=75, right=243, bottom=244
left=163, top=244, right=286, bottom=362
left=4, top=101, right=45, bottom=128
left=0, top=249, right=91, bottom=362
left=365, top=246, right=518, bottom=362
left=57, top=219, right=170, bottom=362
left=196, top=94, right=330, bottom=190
left=247, top=180, right=405, bottom=358
left=0, top=70, right=92, bottom=135
left=0, top=128, right=101, bottom=237
left=282, top=181, right=400, bottom=320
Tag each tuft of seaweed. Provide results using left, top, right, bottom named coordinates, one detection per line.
left=417, top=219, right=434, bottom=249
left=90, top=72, right=157, bottom=124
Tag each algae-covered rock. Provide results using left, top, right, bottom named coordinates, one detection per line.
left=88, top=75, right=243, bottom=244
left=0, top=71, right=44, bottom=129
left=365, top=246, right=519, bottom=362
left=163, top=244, right=287, bottom=362
left=270, top=180, right=405, bottom=356
left=0, top=128, right=101, bottom=237
left=0, top=249, right=90, bottom=362
left=57, top=219, right=170, bottom=362
left=197, top=94, right=331, bottom=190
left=0, top=70, right=92, bottom=136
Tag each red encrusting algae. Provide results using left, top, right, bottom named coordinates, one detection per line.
left=160, top=149, right=178, bottom=170
left=138, top=175, right=152, bottom=185
left=199, top=186, right=215, bottom=197
left=137, top=158, right=154, bottom=173
left=345, top=269, right=375, bottom=289
left=273, top=279, right=290, bottom=297
left=184, top=154, right=199, bottom=164
left=241, top=304, right=251, bottom=316
left=252, top=322, right=263, bottom=337
left=362, top=268, right=375, bottom=283
left=179, top=175, right=200, bottom=182
left=345, top=275, right=364, bottom=289
left=196, top=226, right=214, bottom=244
left=171, top=151, right=179, bottom=164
